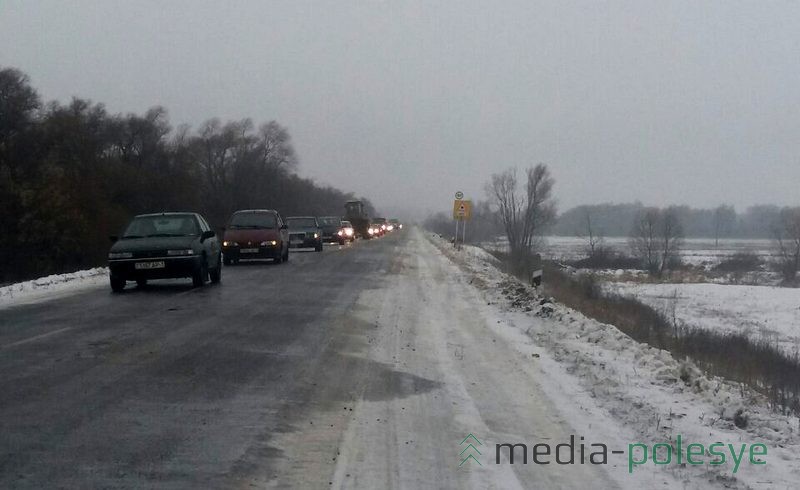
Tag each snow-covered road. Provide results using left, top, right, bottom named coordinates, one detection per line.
left=266, top=229, right=700, bottom=488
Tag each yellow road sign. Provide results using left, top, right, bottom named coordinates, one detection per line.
left=453, top=199, right=472, bottom=220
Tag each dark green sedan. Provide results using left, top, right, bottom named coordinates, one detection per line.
left=107, top=212, right=222, bottom=292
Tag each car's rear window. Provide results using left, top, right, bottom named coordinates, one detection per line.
left=229, top=212, right=277, bottom=229
left=318, top=217, right=341, bottom=226
left=123, top=215, right=199, bottom=238
left=286, top=218, right=317, bottom=228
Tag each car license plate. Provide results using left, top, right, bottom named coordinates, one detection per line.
left=134, top=261, right=165, bottom=270
left=240, top=248, right=259, bottom=253
left=290, top=239, right=302, bottom=245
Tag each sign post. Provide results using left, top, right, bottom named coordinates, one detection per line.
left=452, top=195, right=472, bottom=250
left=453, top=216, right=460, bottom=248
left=453, top=191, right=462, bottom=248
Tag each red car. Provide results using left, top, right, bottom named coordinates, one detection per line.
left=221, top=210, right=289, bottom=265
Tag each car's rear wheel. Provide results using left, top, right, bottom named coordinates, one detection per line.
left=110, top=275, right=126, bottom=293
left=315, top=241, right=323, bottom=252
left=193, top=257, right=208, bottom=287
left=210, top=254, right=222, bottom=283
left=136, top=278, right=147, bottom=288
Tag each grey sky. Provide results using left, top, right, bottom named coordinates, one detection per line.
left=2, top=0, right=799, bottom=219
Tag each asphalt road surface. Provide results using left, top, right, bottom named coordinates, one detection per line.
left=0, top=228, right=618, bottom=489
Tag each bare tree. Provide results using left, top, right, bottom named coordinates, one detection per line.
left=773, top=207, right=800, bottom=283
left=485, top=164, right=556, bottom=261
left=659, top=206, right=684, bottom=274
left=521, top=164, right=557, bottom=250
left=629, top=207, right=683, bottom=275
left=258, top=121, right=297, bottom=173
left=629, top=207, right=661, bottom=274
left=713, top=204, right=736, bottom=247
left=578, top=208, right=604, bottom=259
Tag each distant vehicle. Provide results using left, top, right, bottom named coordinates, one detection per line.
left=318, top=216, right=346, bottom=245
left=344, top=200, right=370, bottom=238
left=221, top=209, right=289, bottom=265
left=340, top=220, right=356, bottom=242
left=107, top=212, right=221, bottom=292
left=372, top=217, right=388, bottom=233
left=286, top=216, right=323, bottom=251
left=388, top=218, right=402, bottom=231
left=367, top=221, right=385, bottom=237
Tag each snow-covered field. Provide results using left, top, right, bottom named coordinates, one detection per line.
left=541, top=236, right=779, bottom=267
left=431, top=234, right=800, bottom=489
left=0, top=268, right=108, bottom=309
left=482, top=235, right=779, bottom=268
left=607, top=282, right=800, bottom=357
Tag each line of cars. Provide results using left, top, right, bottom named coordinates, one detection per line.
left=367, top=218, right=402, bottom=237
left=106, top=210, right=398, bottom=292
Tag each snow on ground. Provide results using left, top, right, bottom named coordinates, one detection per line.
left=607, top=282, right=800, bottom=357
left=482, top=236, right=779, bottom=268
left=428, top=233, right=800, bottom=489
left=0, top=268, right=108, bottom=309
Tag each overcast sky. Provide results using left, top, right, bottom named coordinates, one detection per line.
left=2, top=1, right=799, bottom=218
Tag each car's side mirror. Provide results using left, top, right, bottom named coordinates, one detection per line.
left=280, top=224, right=288, bottom=230
left=109, top=235, right=118, bottom=243
left=201, top=230, right=215, bottom=241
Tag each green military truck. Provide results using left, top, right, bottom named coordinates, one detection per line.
left=344, top=200, right=370, bottom=239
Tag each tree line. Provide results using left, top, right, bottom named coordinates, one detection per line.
left=0, top=67, right=373, bottom=283
left=554, top=202, right=793, bottom=240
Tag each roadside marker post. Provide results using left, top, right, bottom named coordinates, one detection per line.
left=530, top=253, right=543, bottom=287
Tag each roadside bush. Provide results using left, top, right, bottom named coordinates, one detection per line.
left=487, top=248, right=543, bottom=282
left=542, top=263, right=671, bottom=348
left=714, top=252, right=763, bottom=273
left=665, top=254, right=684, bottom=271
left=770, top=260, right=799, bottom=285
left=571, top=250, right=642, bottom=270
